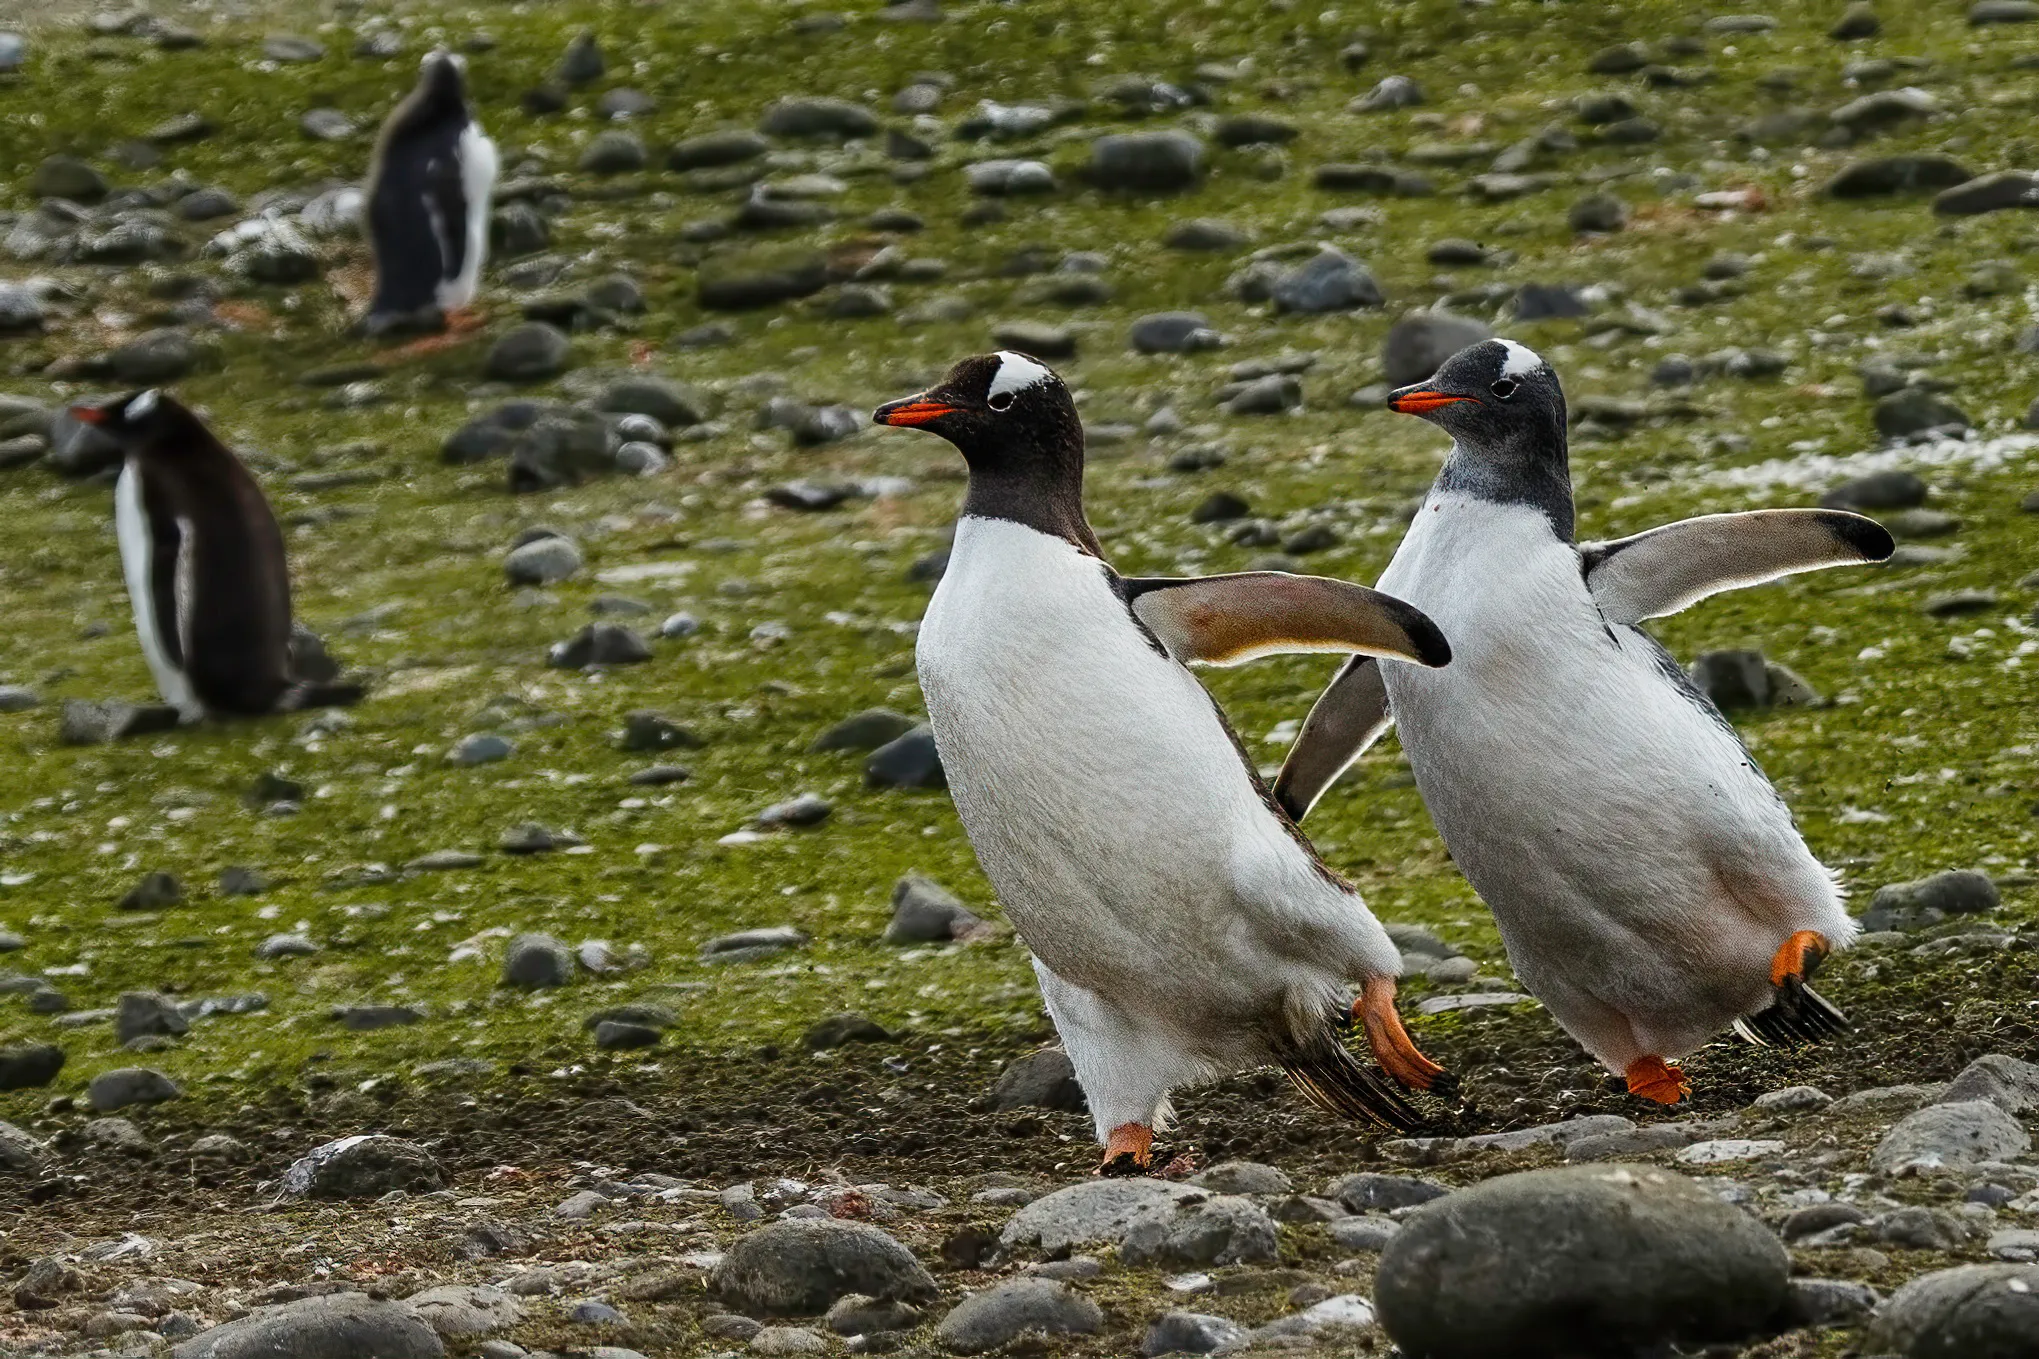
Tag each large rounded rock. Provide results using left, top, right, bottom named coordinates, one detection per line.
left=1375, top=1164, right=1790, bottom=1359
left=1382, top=312, right=1495, bottom=386
left=1872, top=1100, right=2030, bottom=1173
left=936, top=1279, right=1101, bottom=1354
left=1000, top=1179, right=1201, bottom=1254
left=713, top=1219, right=938, bottom=1317
left=484, top=323, right=571, bottom=383
left=1088, top=131, right=1205, bottom=193
left=170, top=1293, right=444, bottom=1359
left=281, top=1134, right=448, bottom=1199
left=1868, top=1263, right=2039, bottom=1359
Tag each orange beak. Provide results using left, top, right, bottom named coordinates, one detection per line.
left=872, top=397, right=959, bottom=427
left=1388, top=390, right=1477, bottom=415
left=69, top=403, right=109, bottom=425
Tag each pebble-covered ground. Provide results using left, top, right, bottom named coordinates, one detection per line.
left=1, top=0, right=2037, bottom=1355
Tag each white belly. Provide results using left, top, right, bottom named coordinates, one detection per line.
left=439, top=122, right=496, bottom=309
left=115, top=462, right=201, bottom=721
left=918, top=516, right=1396, bottom=1041
left=1377, top=491, right=1849, bottom=1055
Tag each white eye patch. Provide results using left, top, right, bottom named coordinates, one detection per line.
left=127, top=389, right=159, bottom=419
left=1496, top=339, right=1547, bottom=380
left=987, top=350, right=1052, bottom=399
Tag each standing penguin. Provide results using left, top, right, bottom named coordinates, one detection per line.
left=361, top=50, right=497, bottom=336
left=874, top=352, right=1457, bottom=1170
left=1274, top=339, right=1895, bottom=1105
left=72, top=390, right=358, bottom=721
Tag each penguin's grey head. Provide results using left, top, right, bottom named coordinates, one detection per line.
left=69, top=389, right=186, bottom=447
left=871, top=351, right=1083, bottom=477
left=1388, top=339, right=1567, bottom=457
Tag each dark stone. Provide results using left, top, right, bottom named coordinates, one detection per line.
left=1191, top=490, right=1251, bottom=523
left=168, top=1293, right=445, bottom=1359
left=1874, top=389, right=1971, bottom=438
left=483, top=324, right=572, bottom=383
left=812, top=709, right=916, bottom=753
left=669, top=130, right=771, bottom=170
left=885, top=875, right=993, bottom=943
left=1827, top=155, right=1975, bottom=198
left=281, top=1135, right=447, bottom=1199
left=936, top=1279, right=1102, bottom=1354
left=1271, top=249, right=1382, bottom=314
left=712, top=1220, right=939, bottom=1316
left=107, top=329, right=200, bottom=384
left=32, top=154, right=107, bottom=202
left=1868, top=1263, right=2039, bottom=1358
left=0, top=1044, right=64, bottom=1091
left=557, top=31, right=604, bottom=85
left=621, top=710, right=703, bottom=752
left=119, top=871, right=183, bottom=911
left=1861, top=869, right=2000, bottom=932
left=1382, top=312, right=1495, bottom=386
left=1088, top=131, right=1205, bottom=192
left=802, top=1013, right=894, bottom=1050
left=1327, top=1172, right=1449, bottom=1213
left=1131, top=311, right=1219, bottom=354
left=1376, top=1165, right=1791, bottom=1359
left=698, top=251, right=829, bottom=310
left=760, top=98, right=879, bottom=139
left=1934, top=171, right=2039, bottom=216
left=1513, top=284, right=1589, bottom=320
left=1688, top=650, right=1769, bottom=710
left=865, top=725, right=945, bottom=789
left=989, top=1049, right=1087, bottom=1113
left=1820, top=469, right=1928, bottom=510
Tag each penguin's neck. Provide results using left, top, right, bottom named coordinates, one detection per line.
left=960, top=454, right=1101, bottom=557
left=1436, top=438, right=1575, bottom=542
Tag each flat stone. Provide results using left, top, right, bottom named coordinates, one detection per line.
left=712, top=1219, right=938, bottom=1316
left=170, top=1293, right=445, bottom=1359
left=1000, top=1179, right=1202, bottom=1254
left=281, top=1135, right=447, bottom=1199
left=935, top=1278, right=1102, bottom=1354
left=87, top=1067, right=180, bottom=1111
left=1872, top=1101, right=2030, bottom=1172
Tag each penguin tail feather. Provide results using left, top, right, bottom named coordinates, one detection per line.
left=279, top=680, right=366, bottom=712
left=1734, top=979, right=1848, bottom=1048
left=1274, top=1023, right=1424, bottom=1133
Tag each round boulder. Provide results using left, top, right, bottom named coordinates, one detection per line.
left=1868, top=1263, right=2039, bottom=1359
left=1375, top=1164, right=1789, bottom=1359
left=281, top=1134, right=448, bottom=1199
left=712, top=1219, right=939, bottom=1317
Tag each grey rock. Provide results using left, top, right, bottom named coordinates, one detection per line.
left=0, top=32, right=24, bottom=73
left=115, top=991, right=190, bottom=1044
left=1382, top=312, right=1495, bottom=386
left=1329, top=1216, right=1402, bottom=1251
left=1788, top=1278, right=1879, bottom=1327
left=1689, top=649, right=1770, bottom=709
left=1973, top=0, right=2039, bottom=23
left=596, top=376, right=705, bottom=427
left=1872, top=1100, right=2030, bottom=1172
left=87, top=1067, right=181, bottom=1111
left=118, top=871, right=183, bottom=911
left=32, top=154, right=107, bottom=202
left=1089, top=131, right=1205, bottom=193
left=170, top=1293, right=445, bottom=1359
left=989, top=1048, right=1087, bottom=1112
left=485, top=324, right=572, bottom=383
left=1828, top=155, right=1975, bottom=198
left=1121, top=1194, right=1279, bottom=1266
left=803, top=1013, right=893, bottom=1050
left=1272, top=249, right=1382, bottom=313
left=885, top=875, right=992, bottom=943
left=669, top=129, right=771, bottom=170
left=503, top=933, right=575, bottom=988
left=1943, top=1054, right=2039, bottom=1114
left=712, top=1218, right=938, bottom=1316
left=580, top=130, right=648, bottom=174
left=504, top=534, right=583, bottom=586
left=1191, top=1161, right=1291, bottom=1195
left=1569, top=191, right=1628, bottom=232
left=1353, top=74, right=1424, bottom=111
left=965, top=159, right=1057, bottom=196
left=281, top=1134, right=447, bottom=1198
left=935, top=1278, right=1102, bottom=1354
left=1862, top=869, right=2000, bottom=931
left=405, top=1285, right=523, bottom=1339
left=594, top=1020, right=659, bottom=1050
left=866, top=725, right=944, bottom=789
left=1936, top=172, right=2039, bottom=215
left=1224, top=374, right=1302, bottom=415
left=704, top=925, right=810, bottom=960
left=760, top=97, right=879, bottom=139
left=1328, top=1172, right=1449, bottom=1212
left=1001, top=1179, right=1201, bottom=1254
left=621, top=710, right=703, bottom=752
left=1821, top=469, right=1928, bottom=510
left=333, top=1005, right=424, bottom=1031
left=1875, top=388, right=1971, bottom=439
left=0, top=1119, right=48, bottom=1173
left=699, top=250, right=830, bottom=310
left=1165, top=219, right=1249, bottom=251
left=449, top=733, right=513, bottom=765
left=813, top=709, right=916, bottom=753
left=1874, top=1206, right=1973, bottom=1251
left=0, top=1044, right=64, bottom=1091
left=1131, top=311, right=1220, bottom=354
left=556, top=30, right=603, bottom=84
left=108, top=329, right=200, bottom=384
left=1868, top=1263, right=2039, bottom=1358
left=549, top=623, right=652, bottom=668
left=1375, top=1164, right=1790, bottom=1359
left=755, top=793, right=832, bottom=829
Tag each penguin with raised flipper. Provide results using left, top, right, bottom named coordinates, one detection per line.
left=1274, top=338, right=1895, bottom=1105
left=71, top=390, right=362, bottom=721
left=361, top=49, right=497, bottom=337
left=874, top=351, right=1458, bottom=1171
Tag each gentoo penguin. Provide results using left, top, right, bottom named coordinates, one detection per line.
left=361, top=50, right=497, bottom=336
left=1273, top=339, right=1895, bottom=1105
left=874, top=352, right=1458, bottom=1169
left=72, top=390, right=360, bottom=720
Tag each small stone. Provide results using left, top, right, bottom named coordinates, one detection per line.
left=549, top=623, right=653, bottom=668
left=557, top=30, right=604, bottom=84
left=712, top=1219, right=938, bottom=1316
left=300, top=108, right=355, bottom=141
left=594, top=1021, right=660, bottom=1050
left=1867, top=1264, right=2039, bottom=1357
left=1352, top=74, right=1424, bottom=111
left=484, top=324, right=572, bottom=383
left=812, top=709, right=916, bottom=753
left=1568, top=192, right=1628, bottom=232
left=1862, top=869, right=2000, bottom=931
left=755, top=794, right=832, bottom=830
left=1271, top=248, right=1382, bottom=314
left=1688, top=650, right=1770, bottom=709
left=1131, top=311, right=1220, bottom=354
left=118, top=870, right=182, bottom=911
left=115, top=991, right=189, bottom=1044
left=1328, top=1172, right=1449, bottom=1212
left=32, top=154, right=107, bottom=202
left=1088, top=131, right=1206, bottom=193
left=760, top=97, right=880, bottom=139
left=865, top=725, right=944, bottom=789
left=1872, top=1101, right=2030, bottom=1172
left=885, top=875, right=992, bottom=943
left=0, top=1044, right=64, bottom=1091
left=803, top=1013, right=893, bottom=1050
left=621, top=710, right=703, bottom=753
left=262, top=33, right=326, bottom=62
left=503, top=933, right=575, bottom=988
left=580, top=130, right=649, bottom=175
left=282, top=1134, right=447, bottom=1198
left=86, top=1068, right=181, bottom=1111
left=450, top=733, right=513, bottom=766
left=1820, top=469, right=1928, bottom=510
left=703, top=925, right=810, bottom=961
left=504, top=534, right=583, bottom=586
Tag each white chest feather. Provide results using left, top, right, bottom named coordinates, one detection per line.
left=917, top=517, right=1393, bottom=1016
left=440, top=121, right=497, bottom=308
left=114, top=462, right=201, bottom=720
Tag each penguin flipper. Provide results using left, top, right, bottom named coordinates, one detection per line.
left=1580, top=508, right=1895, bottom=625
left=1735, top=980, right=1849, bottom=1047
left=1274, top=1021, right=1425, bottom=1133
left=1271, top=656, right=1391, bottom=823
left=1119, top=572, right=1452, bottom=669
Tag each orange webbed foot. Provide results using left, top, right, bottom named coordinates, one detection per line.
left=1358, top=977, right=1458, bottom=1096
left=1769, top=930, right=1830, bottom=988
left=1098, top=1123, right=1153, bottom=1176
left=1625, top=1055, right=1690, bottom=1106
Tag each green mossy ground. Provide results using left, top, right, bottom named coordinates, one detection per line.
left=0, top=0, right=2034, bottom=1136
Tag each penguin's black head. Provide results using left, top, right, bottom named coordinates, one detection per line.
left=69, top=389, right=190, bottom=448
left=1388, top=339, right=1567, bottom=456
left=414, top=48, right=471, bottom=112
left=872, top=351, right=1082, bottom=477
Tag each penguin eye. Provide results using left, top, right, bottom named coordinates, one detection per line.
left=987, top=391, right=1015, bottom=412
left=1489, top=378, right=1519, bottom=400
